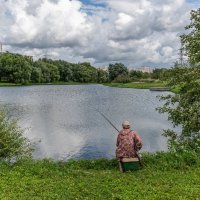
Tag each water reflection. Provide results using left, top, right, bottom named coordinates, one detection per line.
left=0, top=85, right=171, bottom=160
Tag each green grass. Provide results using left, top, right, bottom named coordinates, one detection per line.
left=0, top=152, right=199, bottom=200
left=104, top=81, right=168, bottom=89
left=0, top=82, right=21, bottom=87
left=53, top=82, right=87, bottom=85
left=0, top=81, right=168, bottom=89
left=0, top=82, right=95, bottom=87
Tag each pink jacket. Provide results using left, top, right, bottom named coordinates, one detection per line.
left=116, top=129, right=142, bottom=160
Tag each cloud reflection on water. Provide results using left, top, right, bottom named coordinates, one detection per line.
left=0, top=85, right=171, bottom=160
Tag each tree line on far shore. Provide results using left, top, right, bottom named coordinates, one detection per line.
left=0, top=54, right=107, bottom=84
left=0, top=52, right=169, bottom=84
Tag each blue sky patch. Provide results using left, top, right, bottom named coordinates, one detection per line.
left=80, top=0, right=106, bottom=8
left=80, top=0, right=200, bottom=7
left=186, top=0, right=200, bottom=6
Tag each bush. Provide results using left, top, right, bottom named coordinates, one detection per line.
left=142, top=151, right=200, bottom=170
left=0, top=110, right=32, bottom=161
left=157, top=65, right=200, bottom=153
left=112, top=74, right=131, bottom=83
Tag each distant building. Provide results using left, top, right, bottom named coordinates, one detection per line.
left=101, top=66, right=108, bottom=71
left=130, top=66, right=154, bottom=73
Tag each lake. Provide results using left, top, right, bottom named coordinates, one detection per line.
left=0, top=84, right=172, bottom=160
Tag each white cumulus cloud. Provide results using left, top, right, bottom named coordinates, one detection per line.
left=0, top=0, right=196, bottom=67
left=1, top=0, right=93, bottom=48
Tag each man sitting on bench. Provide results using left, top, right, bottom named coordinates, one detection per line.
left=116, top=120, right=142, bottom=172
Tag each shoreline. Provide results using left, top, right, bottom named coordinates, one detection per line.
left=103, top=81, right=168, bottom=89
left=0, top=82, right=96, bottom=87
left=0, top=81, right=168, bottom=90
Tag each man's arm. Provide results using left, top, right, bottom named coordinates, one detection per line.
left=133, top=132, right=142, bottom=150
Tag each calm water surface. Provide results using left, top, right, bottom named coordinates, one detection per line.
left=0, top=85, right=171, bottom=160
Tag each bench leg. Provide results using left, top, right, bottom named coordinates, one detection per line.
left=118, top=161, right=124, bottom=172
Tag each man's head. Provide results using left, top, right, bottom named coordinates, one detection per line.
left=122, top=120, right=130, bottom=129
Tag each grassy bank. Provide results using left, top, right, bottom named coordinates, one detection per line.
left=36, top=82, right=95, bottom=85
left=0, top=82, right=21, bottom=87
left=0, top=82, right=94, bottom=87
left=0, top=152, right=199, bottom=200
left=0, top=81, right=168, bottom=89
left=104, top=81, right=167, bottom=89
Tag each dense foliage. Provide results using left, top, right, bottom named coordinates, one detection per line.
left=0, top=52, right=168, bottom=84
left=108, top=63, right=129, bottom=81
left=108, top=63, right=168, bottom=82
left=0, top=53, right=32, bottom=84
left=0, top=110, right=32, bottom=160
left=158, top=9, right=200, bottom=153
left=0, top=53, right=109, bottom=84
left=158, top=65, right=200, bottom=152
left=181, top=8, right=200, bottom=65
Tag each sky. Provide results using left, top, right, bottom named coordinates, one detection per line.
left=0, top=0, right=200, bottom=68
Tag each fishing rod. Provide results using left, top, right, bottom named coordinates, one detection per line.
left=96, top=110, right=142, bottom=166
left=96, top=110, right=120, bottom=133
